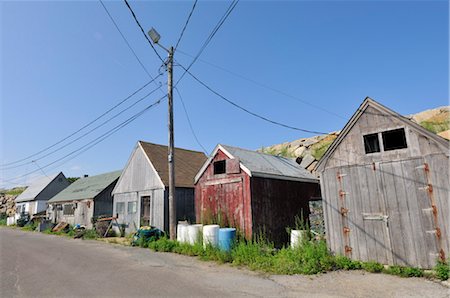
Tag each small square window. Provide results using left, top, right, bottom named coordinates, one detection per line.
left=213, top=160, right=226, bottom=175
left=128, top=201, right=137, bottom=214
left=63, top=204, right=75, bottom=215
left=116, top=202, right=125, bottom=214
left=363, top=133, right=380, bottom=154
left=382, top=128, right=407, bottom=151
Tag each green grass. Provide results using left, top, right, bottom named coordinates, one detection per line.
left=420, top=120, right=450, bottom=134
left=310, top=135, right=337, bottom=160
left=5, top=187, right=26, bottom=196
left=143, top=235, right=441, bottom=278
left=82, top=229, right=98, bottom=240
left=383, top=265, right=424, bottom=278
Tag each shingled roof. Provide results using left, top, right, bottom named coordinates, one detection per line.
left=139, top=141, right=207, bottom=188
left=48, top=170, right=121, bottom=203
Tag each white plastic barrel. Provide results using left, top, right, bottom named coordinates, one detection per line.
left=187, top=224, right=203, bottom=244
left=177, top=223, right=189, bottom=243
left=291, top=230, right=307, bottom=248
left=203, top=224, right=220, bottom=248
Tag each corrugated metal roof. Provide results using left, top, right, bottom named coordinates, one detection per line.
left=47, top=170, right=121, bottom=203
left=15, top=173, right=61, bottom=203
left=139, top=141, right=207, bottom=188
left=220, top=144, right=318, bottom=182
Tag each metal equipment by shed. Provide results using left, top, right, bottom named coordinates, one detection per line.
left=195, top=144, right=320, bottom=246
left=316, top=97, right=449, bottom=269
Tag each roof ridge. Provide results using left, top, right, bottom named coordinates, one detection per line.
left=221, top=144, right=297, bottom=160
left=138, top=140, right=205, bottom=155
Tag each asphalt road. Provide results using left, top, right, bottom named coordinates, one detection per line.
left=0, top=227, right=448, bottom=298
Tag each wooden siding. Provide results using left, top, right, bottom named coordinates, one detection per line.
left=93, top=182, right=115, bottom=217
left=113, top=189, right=165, bottom=234
left=113, top=144, right=164, bottom=194
left=320, top=103, right=449, bottom=268
left=195, top=150, right=253, bottom=239
left=113, top=144, right=196, bottom=234
left=195, top=149, right=321, bottom=245
left=325, top=106, right=448, bottom=168
left=250, top=177, right=320, bottom=245
left=52, top=199, right=95, bottom=229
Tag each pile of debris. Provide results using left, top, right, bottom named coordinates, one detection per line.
left=0, top=189, right=23, bottom=216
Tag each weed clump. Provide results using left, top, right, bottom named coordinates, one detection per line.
left=434, top=260, right=449, bottom=281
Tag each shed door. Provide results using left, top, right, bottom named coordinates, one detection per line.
left=141, top=196, right=151, bottom=226
left=379, top=157, right=439, bottom=268
left=342, top=165, right=392, bottom=265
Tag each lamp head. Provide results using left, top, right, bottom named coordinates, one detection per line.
left=148, top=28, right=161, bottom=44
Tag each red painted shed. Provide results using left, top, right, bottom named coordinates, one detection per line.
left=194, top=144, right=320, bottom=245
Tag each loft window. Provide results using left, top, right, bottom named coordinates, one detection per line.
left=382, top=128, right=407, bottom=151
left=213, top=160, right=226, bottom=175
left=363, top=133, right=380, bottom=154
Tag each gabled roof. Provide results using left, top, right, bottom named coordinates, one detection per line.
left=139, top=141, right=207, bottom=188
left=47, top=170, right=121, bottom=203
left=316, top=97, right=450, bottom=172
left=195, top=144, right=318, bottom=184
left=15, top=173, right=64, bottom=203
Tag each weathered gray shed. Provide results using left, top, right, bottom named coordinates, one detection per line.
left=15, top=172, right=70, bottom=218
left=47, top=171, right=121, bottom=229
left=112, top=141, right=207, bottom=234
left=316, top=97, right=449, bottom=269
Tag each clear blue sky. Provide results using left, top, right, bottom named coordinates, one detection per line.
left=0, top=0, right=448, bottom=187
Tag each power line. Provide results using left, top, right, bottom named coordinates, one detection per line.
left=32, top=160, right=49, bottom=178
left=4, top=95, right=167, bottom=183
left=179, top=63, right=328, bottom=135
left=2, top=85, right=162, bottom=170
left=174, top=87, right=208, bottom=154
left=99, top=0, right=154, bottom=79
left=0, top=75, right=162, bottom=167
left=174, top=0, right=198, bottom=51
left=123, top=0, right=165, bottom=64
left=176, top=0, right=239, bottom=85
left=176, top=49, right=345, bottom=120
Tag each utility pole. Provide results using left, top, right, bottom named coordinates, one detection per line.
left=147, top=28, right=177, bottom=240
left=167, top=46, right=176, bottom=240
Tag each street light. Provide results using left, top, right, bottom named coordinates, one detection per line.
left=148, top=28, right=176, bottom=241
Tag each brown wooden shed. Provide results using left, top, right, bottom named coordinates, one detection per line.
left=316, top=97, right=449, bottom=269
left=194, top=144, right=320, bottom=246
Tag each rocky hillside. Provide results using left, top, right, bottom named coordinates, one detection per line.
left=261, top=106, right=449, bottom=176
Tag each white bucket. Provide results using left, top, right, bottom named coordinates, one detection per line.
left=177, top=223, right=189, bottom=243
left=291, top=230, right=308, bottom=248
left=187, top=224, right=203, bottom=245
left=203, top=224, right=220, bottom=248
left=6, top=216, right=15, bottom=226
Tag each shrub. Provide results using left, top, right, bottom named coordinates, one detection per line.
left=362, top=261, right=384, bottom=273
left=148, top=237, right=177, bottom=252
left=82, top=229, right=98, bottom=240
left=434, top=260, right=449, bottom=281
left=334, top=255, right=362, bottom=270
